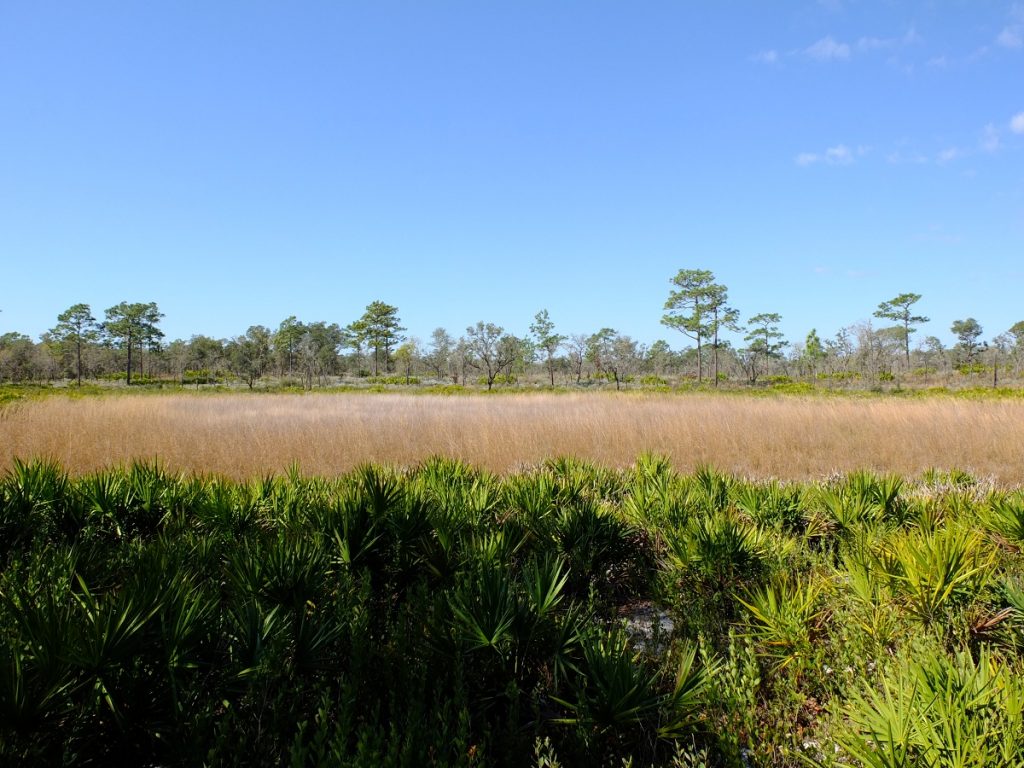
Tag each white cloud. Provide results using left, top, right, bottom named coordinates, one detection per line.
left=856, top=36, right=891, bottom=51
left=847, top=26, right=922, bottom=55
left=826, top=144, right=854, bottom=164
left=902, top=26, right=923, bottom=46
left=968, top=44, right=991, bottom=61
left=997, top=26, right=1022, bottom=48
left=753, top=49, right=779, bottom=64
left=996, top=4, right=1024, bottom=49
left=782, top=26, right=918, bottom=66
left=796, top=144, right=857, bottom=166
left=886, top=151, right=929, bottom=165
left=981, top=124, right=1001, bottom=152
left=883, top=117, right=1018, bottom=165
left=806, top=36, right=851, bottom=60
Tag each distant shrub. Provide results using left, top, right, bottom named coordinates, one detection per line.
left=182, top=369, right=223, bottom=385
left=99, top=372, right=161, bottom=385
left=476, top=373, right=517, bottom=386
left=766, top=381, right=816, bottom=395
left=816, top=371, right=861, bottom=381
left=367, top=376, right=421, bottom=385
left=640, top=375, right=669, bottom=388
left=957, top=363, right=988, bottom=375
left=419, top=384, right=468, bottom=395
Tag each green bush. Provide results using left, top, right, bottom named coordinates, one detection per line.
left=830, top=647, right=1024, bottom=768
left=476, top=373, right=518, bottom=386
left=0, top=458, right=1021, bottom=766
left=957, top=362, right=989, bottom=375
left=366, top=375, right=421, bottom=385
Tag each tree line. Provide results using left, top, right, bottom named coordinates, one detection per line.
left=2, top=270, right=1023, bottom=388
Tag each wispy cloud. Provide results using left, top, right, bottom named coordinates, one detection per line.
left=997, top=26, right=1022, bottom=48
left=886, top=150, right=929, bottom=165
left=897, top=146, right=966, bottom=166
left=796, top=144, right=866, bottom=166
left=827, top=145, right=855, bottom=164
left=856, top=28, right=921, bottom=52
left=855, top=36, right=891, bottom=51
left=759, top=26, right=921, bottom=66
left=805, top=35, right=851, bottom=60
left=902, top=26, right=924, bottom=46
left=884, top=112, right=1021, bottom=165
left=752, top=49, right=779, bottom=64
left=997, top=4, right=1024, bottom=48
left=981, top=124, right=1001, bottom=153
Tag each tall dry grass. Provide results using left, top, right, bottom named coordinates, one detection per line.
left=2, top=392, right=1023, bottom=481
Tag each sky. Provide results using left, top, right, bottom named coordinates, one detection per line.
left=2, top=1, right=1022, bottom=350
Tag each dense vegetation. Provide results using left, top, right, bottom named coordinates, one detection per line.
left=4, top=276, right=1024, bottom=390
left=1, top=456, right=1022, bottom=766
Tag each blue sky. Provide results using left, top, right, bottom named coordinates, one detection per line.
left=2, top=1, right=1022, bottom=350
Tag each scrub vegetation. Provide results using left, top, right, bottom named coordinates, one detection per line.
left=1, top=456, right=1023, bottom=766
left=4, top=277, right=1024, bottom=393
left=3, top=272, right=1024, bottom=765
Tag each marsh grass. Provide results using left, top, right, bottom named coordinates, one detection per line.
left=2, top=391, right=1024, bottom=481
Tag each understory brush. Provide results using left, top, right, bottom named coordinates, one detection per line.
left=0, top=458, right=1020, bottom=766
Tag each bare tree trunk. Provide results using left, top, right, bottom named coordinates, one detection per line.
left=126, top=333, right=133, bottom=386
left=696, top=336, right=703, bottom=383
left=713, top=328, right=719, bottom=387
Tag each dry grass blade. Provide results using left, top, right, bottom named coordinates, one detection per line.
left=3, top=392, right=1024, bottom=481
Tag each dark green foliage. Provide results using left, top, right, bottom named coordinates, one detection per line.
left=0, top=459, right=71, bottom=555
left=556, top=628, right=709, bottom=738
left=1, top=458, right=1022, bottom=767
left=732, top=480, right=806, bottom=533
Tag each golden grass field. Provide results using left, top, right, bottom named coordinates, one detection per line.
left=2, top=391, right=1023, bottom=482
